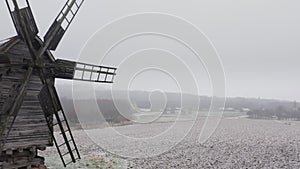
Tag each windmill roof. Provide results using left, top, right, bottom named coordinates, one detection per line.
left=0, top=36, right=55, bottom=63
left=0, top=39, right=11, bottom=46
left=0, top=36, right=20, bottom=53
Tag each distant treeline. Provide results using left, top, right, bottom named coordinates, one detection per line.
left=61, top=98, right=135, bottom=125
left=59, top=90, right=300, bottom=124
left=247, top=107, right=300, bottom=120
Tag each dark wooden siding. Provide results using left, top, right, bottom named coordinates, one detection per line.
left=0, top=38, right=52, bottom=150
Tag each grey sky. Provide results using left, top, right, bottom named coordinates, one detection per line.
left=0, top=0, right=299, bottom=101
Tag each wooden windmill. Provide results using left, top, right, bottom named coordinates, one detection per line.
left=0, top=0, right=116, bottom=168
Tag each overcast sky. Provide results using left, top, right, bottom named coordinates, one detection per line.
left=0, top=0, right=299, bottom=101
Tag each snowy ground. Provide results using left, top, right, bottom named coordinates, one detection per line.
left=40, top=118, right=300, bottom=169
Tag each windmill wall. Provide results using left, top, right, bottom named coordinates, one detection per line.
left=0, top=37, right=52, bottom=152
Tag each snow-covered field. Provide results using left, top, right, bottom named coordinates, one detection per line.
left=41, top=118, right=300, bottom=169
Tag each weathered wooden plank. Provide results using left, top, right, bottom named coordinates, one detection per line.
left=2, top=75, right=40, bottom=82
left=7, top=43, right=31, bottom=57
left=2, top=132, right=49, bottom=139
left=6, top=114, right=47, bottom=123
left=2, top=67, right=27, bottom=75
left=0, top=37, right=20, bottom=53
left=3, top=130, right=49, bottom=137
left=2, top=136, right=49, bottom=144
left=1, top=68, right=39, bottom=76
left=9, top=122, right=48, bottom=128
left=6, top=118, right=45, bottom=124
left=21, top=101, right=41, bottom=107
left=0, top=88, right=10, bottom=93
left=13, top=114, right=45, bottom=120
left=2, top=123, right=48, bottom=131
left=4, top=131, right=49, bottom=138
left=3, top=143, right=50, bottom=152
left=4, top=141, right=49, bottom=148
left=3, top=134, right=50, bottom=141
left=18, top=109, right=43, bottom=114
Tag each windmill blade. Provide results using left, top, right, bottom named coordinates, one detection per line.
left=0, top=67, right=33, bottom=151
left=38, top=68, right=80, bottom=166
left=5, top=0, right=39, bottom=41
left=47, top=59, right=117, bottom=83
left=44, top=0, right=84, bottom=51
left=5, top=0, right=39, bottom=61
left=0, top=63, right=28, bottom=68
left=38, top=84, right=80, bottom=166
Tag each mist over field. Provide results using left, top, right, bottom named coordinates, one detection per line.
left=56, top=89, right=300, bottom=125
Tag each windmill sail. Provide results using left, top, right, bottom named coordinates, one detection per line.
left=44, top=0, right=84, bottom=50
left=39, top=84, right=80, bottom=166
left=49, top=59, right=117, bottom=83
left=6, top=0, right=41, bottom=62
left=6, top=0, right=39, bottom=41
